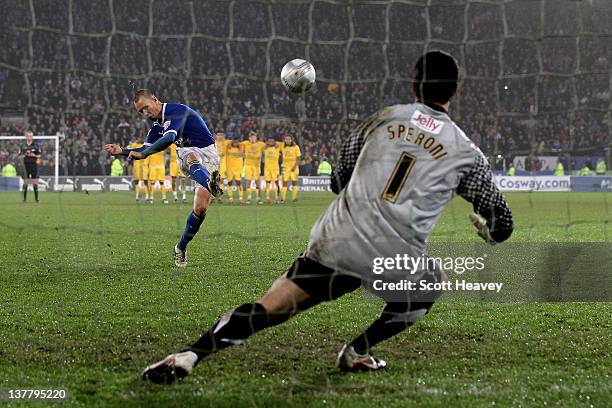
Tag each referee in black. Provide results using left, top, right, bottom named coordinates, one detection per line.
left=20, top=131, right=42, bottom=202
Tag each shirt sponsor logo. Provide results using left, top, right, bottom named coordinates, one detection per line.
left=410, top=110, right=444, bottom=135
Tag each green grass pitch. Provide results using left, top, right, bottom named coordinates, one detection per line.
left=1, top=191, right=611, bottom=407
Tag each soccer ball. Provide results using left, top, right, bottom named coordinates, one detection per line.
left=281, top=59, right=316, bottom=93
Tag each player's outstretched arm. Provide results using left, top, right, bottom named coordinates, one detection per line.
left=104, top=144, right=123, bottom=155
left=104, top=143, right=147, bottom=157
left=139, top=132, right=176, bottom=158
left=456, top=154, right=513, bottom=244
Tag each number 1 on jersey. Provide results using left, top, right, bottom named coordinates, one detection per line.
left=382, top=152, right=416, bottom=203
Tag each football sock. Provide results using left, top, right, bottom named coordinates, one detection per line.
left=350, top=302, right=433, bottom=355
left=33, top=185, right=39, bottom=201
left=187, top=303, right=281, bottom=361
left=160, top=185, right=166, bottom=200
left=265, top=184, right=270, bottom=200
left=247, top=186, right=252, bottom=200
left=281, top=186, right=287, bottom=201
left=23, top=185, right=27, bottom=201
left=178, top=210, right=206, bottom=251
left=291, top=185, right=298, bottom=201
left=149, top=183, right=155, bottom=198
left=238, top=185, right=244, bottom=201
left=188, top=163, right=210, bottom=191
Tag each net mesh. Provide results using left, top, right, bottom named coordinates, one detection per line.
left=1, top=0, right=610, bottom=173
left=1, top=1, right=611, bottom=402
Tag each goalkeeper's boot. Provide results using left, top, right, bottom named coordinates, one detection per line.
left=141, top=351, right=197, bottom=384
left=173, top=244, right=187, bottom=268
left=336, top=344, right=387, bottom=371
left=208, top=170, right=224, bottom=198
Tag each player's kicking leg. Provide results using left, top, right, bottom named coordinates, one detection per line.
left=173, top=152, right=223, bottom=267
left=142, top=255, right=421, bottom=383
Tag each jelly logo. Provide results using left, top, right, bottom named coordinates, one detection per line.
left=410, top=110, right=444, bottom=134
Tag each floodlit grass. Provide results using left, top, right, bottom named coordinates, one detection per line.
left=1, top=191, right=610, bottom=407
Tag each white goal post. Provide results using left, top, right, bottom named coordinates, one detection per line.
left=0, top=134, right=64, bottom=187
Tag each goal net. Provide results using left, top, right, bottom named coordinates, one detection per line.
left=0, top=0, right=609, bottom=287
left=0, top=2, right=611, bottom=400
left=1, top=0, right=609, bottom=173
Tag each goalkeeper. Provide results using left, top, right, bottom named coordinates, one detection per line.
left=142, top=51, right=513, bottom=383
left=105, top=90, right=223, bottom=267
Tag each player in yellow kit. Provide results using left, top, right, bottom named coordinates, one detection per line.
left=281, top=134, right=301, bottom=203
left=225, top=137, right=245, bottom=205
left=241, top=131, right=265, bottom=204
left=215, top=132, right=227, bottom=202
left=168, top=144, right=187, bottom=203
left=147, top=149, right=168, bottom=204
left=263, top=136, right=282, bottom=204
left=128, top=138, right=150, bottom=202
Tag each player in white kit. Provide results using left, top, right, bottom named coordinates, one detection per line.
left=142, top=51, right=514, bottom=384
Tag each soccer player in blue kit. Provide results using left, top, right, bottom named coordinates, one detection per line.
left=105, top=89, right=223, bottom=267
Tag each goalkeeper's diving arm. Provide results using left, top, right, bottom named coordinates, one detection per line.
left=119, top=131, right=176, bottom=158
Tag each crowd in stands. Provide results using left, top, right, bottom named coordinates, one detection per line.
left=0, top=0, right=610, bottom=176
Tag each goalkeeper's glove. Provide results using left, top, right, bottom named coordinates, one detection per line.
left=469, top=213, right=496, bottom=245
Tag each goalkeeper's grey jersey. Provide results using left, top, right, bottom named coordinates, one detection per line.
left=306, top=102, right=512, bottom=296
